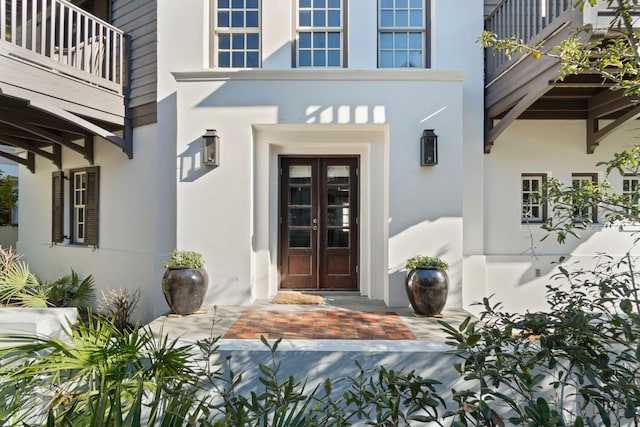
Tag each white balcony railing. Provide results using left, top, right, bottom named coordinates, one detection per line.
left=1, top=0, right=124, bottom=88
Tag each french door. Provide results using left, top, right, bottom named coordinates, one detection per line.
left=279, top=157, right=359, bottom=290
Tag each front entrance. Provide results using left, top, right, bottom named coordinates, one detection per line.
left=279, top=157, right=359, bottom=290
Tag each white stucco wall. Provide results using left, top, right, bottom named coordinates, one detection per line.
left=158, top=0, right=485, bottom=309
left=482, top=120, right=640, bottom=314
left=15, top=0, right=639, bottom=322
left=14, top=0, right=485, bottom=322
left=17, top=123, right=173, bottom=321
left=172, top=74, right=467, bottom=308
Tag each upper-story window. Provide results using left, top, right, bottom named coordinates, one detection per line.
left=213, top=0, right=261, bottom=68
left=296, top=0, right=344, bottom=67
left=378, top=0, right=428, bottom=68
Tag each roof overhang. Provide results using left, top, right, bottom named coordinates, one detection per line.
left=0, top=94, right=132, bottom=172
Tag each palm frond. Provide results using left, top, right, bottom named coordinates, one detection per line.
left=0, top=261, right=40, bottom=305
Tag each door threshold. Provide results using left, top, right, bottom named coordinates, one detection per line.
left=305, top=291, right=362, bottom=296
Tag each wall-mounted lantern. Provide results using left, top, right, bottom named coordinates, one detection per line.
left=420, top=129, right=438, bottom=166
left=202, top=129, right=220, bottom=167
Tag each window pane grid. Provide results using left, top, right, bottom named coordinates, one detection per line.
left=623, top=176, right=640, bottom=214
left=378, top=0, right=425, bottom=68
left=74, top=172, right=87, bottom=243
left=379, top=0, right=424, bottom=29
left=297, top=0, right=343, bottom=67
left=215, top=0, right=260, bottom=68
left=522, top=175, right=545, bottom=223
left=572, top=174, right=597, bottom=223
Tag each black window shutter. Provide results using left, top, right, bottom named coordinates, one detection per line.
left=52, top=171, right=64, bottom=244
left=84, top=166, right=100, bottom=247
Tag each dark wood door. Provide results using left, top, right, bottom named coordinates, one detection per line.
left=280, top=157, right=358, bottom=290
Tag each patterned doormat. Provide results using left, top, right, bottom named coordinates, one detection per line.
left=223, top=310, right=416, bottom=340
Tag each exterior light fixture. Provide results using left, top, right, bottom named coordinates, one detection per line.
left=420, top=129, right=438, bottom=166
left=202, top=129, right=220, bottom=167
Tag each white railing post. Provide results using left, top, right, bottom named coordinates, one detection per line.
left=41, top=0, right=48, bottom=55
left=10, top=0, right=17, bottom=43
left=2, top=0, right=124, bottom=90
left=0, top=0, right=5, bottom=42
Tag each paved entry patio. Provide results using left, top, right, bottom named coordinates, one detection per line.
left=147, top=295, right=475, bottom=410
left=224, top=310, right=416, bottom=340
left=147, top=294, right=473, bottom=342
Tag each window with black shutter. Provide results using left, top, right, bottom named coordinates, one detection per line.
left=52, top=166, right=99, bottom=247
left=70, top=166, right=99, bottom=246
left=52, top=170, right=64, bottom=244
left=83, top=167, right=99, bottom=246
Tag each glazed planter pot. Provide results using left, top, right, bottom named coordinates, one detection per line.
left=161, top=267, right=207, bottom=315
left=405, top=267, right=449, bottom=316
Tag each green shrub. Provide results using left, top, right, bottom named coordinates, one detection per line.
left=47, top=270, right=96, bottom=311
left=2, top=256, right=640, bottom=426
left=405, top=255, right=449, bottom=272
left=164, top=249, right=204, bottom=268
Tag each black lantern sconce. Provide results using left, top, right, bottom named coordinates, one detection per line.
left=202, top=129, right=220, bottom=167
left=420, top=129, right=438, bottom=166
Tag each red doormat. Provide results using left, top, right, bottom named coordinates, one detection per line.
left=223, top=310, right=416, bottom=340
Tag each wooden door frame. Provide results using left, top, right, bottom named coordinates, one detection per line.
left=278, top=155, right=360, bottom=291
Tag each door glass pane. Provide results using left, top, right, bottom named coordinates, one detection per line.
left=327, top=207, right=349, bottom=226
left=289, top=187, right=311, bottom=205
left=327, top=187, right=349, bottom=205
left=327, top=165, right=349, bottom=184
left=289, top=165, right=312, bottom=184
left=289, top=208, right=311, bottom=226
left=289, top=230, right=311, bottom=247
left=328, top=229, right=349, bottom=247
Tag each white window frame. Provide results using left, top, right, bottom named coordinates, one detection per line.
left=522, top=174, right=546, bottom=223
left=572, top=173, right=598, bottom=223
left=623, top=175, right=640, bottom=215
left=213, top=0, right=261, bottom=68
left=295, top=0, right=344, bottom=67
left=73, top=171, right=87, bottom=244
left=378, top=0, right=427, bottom=68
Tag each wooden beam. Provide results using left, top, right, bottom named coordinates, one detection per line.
left=0, top=134, right=58, bottom=165
left=588, top=89, right=638, bottom=118
left=587, top=104, right=640, bottom=154
left=29, top=99, right=132, bottom=159
left=84, top=134, right=94, bottom=165
left=552, top=82, right=616, bottom=88
left=0, top=124, right=51, bottom=143
left=587, top=118, right=599, bottom=154
left=486, top=71, right=556, bottom=152
left=528, top=99, right=588, bottom=111
left=486, top=54, right=559, bottom=114
left=0, top=150, right=35, bottom=173
left=0, top=118, right=88, bottom=158
left=53, top=143, right=62, bottom=170
left=520, top=111, right=587, bottom=120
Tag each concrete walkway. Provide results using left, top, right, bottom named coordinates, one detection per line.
left=146, top=296, right=475, bottom=420
left=146, top=294, right=473, bottom=343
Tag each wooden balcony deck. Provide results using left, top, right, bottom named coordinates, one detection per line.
left=485, top=0, right=640, bottom=153
left=0, top=0, right=130, bottom=171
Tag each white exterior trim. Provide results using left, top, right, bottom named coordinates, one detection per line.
left=252, top=124, right=389, bottom=301
left=172, top=69, right=468, bottom=82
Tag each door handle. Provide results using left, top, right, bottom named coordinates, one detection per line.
left=312, top=218, right=318, bottom=224
left=312, top=225, right=318, bottom=230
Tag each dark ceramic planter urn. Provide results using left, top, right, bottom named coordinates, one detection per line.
left=161, top=267, right=207, bottom=315
left=405, top=267, right=449, bottom=316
